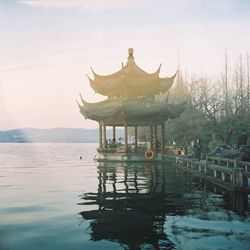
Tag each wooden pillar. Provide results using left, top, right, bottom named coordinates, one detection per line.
left=154, top=125, right=157, bottom=139
left=99, top=123, right=103, bottom=149
left=161, top=123, right=165, bottom=152
left=112, top=126, right=116, bottom=140
left=135, top=126, right=138, bottom=149
left=150, top=126, right=153, bottom=148
left=221, top=172, right=225, bottom=182
left=198, top=164, right=202, bottom=172
left=103, top=124, right=107, bottom=148
left=124, top=122, right=128, bottom=151
left=214, top=170, right=217, bottom=178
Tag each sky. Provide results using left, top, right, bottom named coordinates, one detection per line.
left=0, top=0, right=250, bottom=130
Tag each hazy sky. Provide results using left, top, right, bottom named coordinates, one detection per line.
left=0, top=0, right=250, bottom=130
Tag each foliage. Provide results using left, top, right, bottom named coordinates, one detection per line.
left=164, top=53, right=250, bottom=154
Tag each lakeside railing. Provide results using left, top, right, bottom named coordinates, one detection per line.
left=97, top=144, right=148, bottom=154
left=174, top=155, right=250, bottom=191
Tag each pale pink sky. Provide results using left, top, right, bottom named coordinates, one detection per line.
left=0, top=0, right=250, bottom=130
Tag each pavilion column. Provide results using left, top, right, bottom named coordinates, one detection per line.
left=112, top=126, right=116, bottom=140
left=99, top=123, right=103, bottom=149
left=150, top=126, right=153, bottom=148
left=154, top=125, right=158, bottom=139
left=161, top=123, right=165, bottom=152
left=135, top=126, right=138, bottom=149
left=124, top=122, right=128, bottom=151
left=103, top=124, right=107, bottom=148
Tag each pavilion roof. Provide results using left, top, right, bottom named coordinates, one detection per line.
left=88, top=48, right=176, bottom=98
left=77, top=96, right=185, bottom=126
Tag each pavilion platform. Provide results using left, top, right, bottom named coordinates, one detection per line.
left=95, top=146, right=168, bottom=162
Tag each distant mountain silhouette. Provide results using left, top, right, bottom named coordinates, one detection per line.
left=0, top=128, right=124, bottom=143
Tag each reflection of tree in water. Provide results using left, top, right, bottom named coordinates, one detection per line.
left=78, top=163, right=248, bottom=250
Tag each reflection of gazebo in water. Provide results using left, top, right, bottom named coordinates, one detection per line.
left=77, top=48, right=184, bottom=161
left=78, top=163, right=248, bottom=249
left=78, top=163, right=186, bottom=249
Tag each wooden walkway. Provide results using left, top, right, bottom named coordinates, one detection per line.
left=173, top=155, right=250, bottom=192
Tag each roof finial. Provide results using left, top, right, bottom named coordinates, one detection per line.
left=127, top=48, right=134, bottom=61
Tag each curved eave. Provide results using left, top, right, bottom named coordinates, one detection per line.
left=77, top=98, right=184, bottom=124
left=90, top=72, right=176, bottom=97
left=166, top=102, right=186, bottom=119
left=77, top=97, right=122, bottom=119
left=91, top=63, right=161, bottom=80
left=89, top=62, right=164, bottom=97
left=91, top=67, right=124, bottom=80
left=124, top=62, right=161, bottom=77
left=159, top=71, right=177, bottom=93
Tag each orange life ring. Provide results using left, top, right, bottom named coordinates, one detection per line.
left=145, top=148, right=154, bottom=160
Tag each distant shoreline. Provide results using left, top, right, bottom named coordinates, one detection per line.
left=0, top=141, right=99, bottom=143
left=0, top=127, right=123, bottom=143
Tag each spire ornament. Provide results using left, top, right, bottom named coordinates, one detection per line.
left=127, top=48, right=134, bottom=61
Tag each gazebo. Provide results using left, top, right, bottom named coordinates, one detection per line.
left=77, top=48, right=184, bottom=161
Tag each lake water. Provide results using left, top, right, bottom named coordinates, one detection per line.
left=0, top=143, right=249, bottom=250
